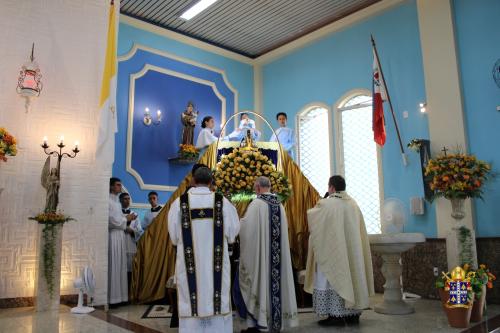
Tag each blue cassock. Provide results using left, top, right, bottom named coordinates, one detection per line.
left=270, top=127, right=296, bottom=160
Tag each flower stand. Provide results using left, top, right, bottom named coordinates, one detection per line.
left=35, top=223, right=63, bottom=311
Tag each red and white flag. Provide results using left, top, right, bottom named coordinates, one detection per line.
left=372, top=48, right=386, bottom=146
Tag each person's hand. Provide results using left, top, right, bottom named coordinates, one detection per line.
left=125, top=227, right=135, bottom=236
left=126, top=213, right=136, bottom=222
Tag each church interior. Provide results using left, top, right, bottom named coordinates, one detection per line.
left=1, top=0, right=500, bottom=332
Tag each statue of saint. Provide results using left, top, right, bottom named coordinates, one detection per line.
left=181, top=101, right=198, bottom=145
left=241, top=129, right=257, bottom=150
left=41, top=156, right=60, bottom=212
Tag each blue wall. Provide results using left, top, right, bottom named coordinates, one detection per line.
left=262, top=1, right=437, bottom=237
left=454, top=0, right=500, bottom=237
left=115, top=22, right=254, bottom=205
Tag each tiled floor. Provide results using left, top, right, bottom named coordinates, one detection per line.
left=1, top=295, right=499, bottom=333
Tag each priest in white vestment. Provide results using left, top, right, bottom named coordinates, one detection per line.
left=141, top=191, right=162, bottom=231
left=269, top=112, right=296, bottom=160
left=196, top=116, right=218, bottom=149
left=235, top=176, right=298, bottom=332
left=304, top=175, right=374, bottom=326
left=108, top=177, right=136, bottom=305
left=168, top=167, right=240, bottom=333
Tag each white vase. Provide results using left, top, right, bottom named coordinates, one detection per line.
left=450, top=198, right=466, bottom=221
left=35, top=223, right=63, bottom=311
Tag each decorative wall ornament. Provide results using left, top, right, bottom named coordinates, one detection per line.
left=16, top=43, right=43, bottom=112
left=143, top=107, right=162, bottom=126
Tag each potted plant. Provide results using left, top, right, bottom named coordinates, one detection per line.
left=407, top=138, right=423, bottom=152
left=177, top=144, right=199, bottom=162
left=0, top=127, right=17, bottom=163
left=467, top=264, right=496, bottom=322
left=435, top=266, right=474, bottom=328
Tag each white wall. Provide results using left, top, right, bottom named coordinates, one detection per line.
left=0, top=0, right=110, bottom=305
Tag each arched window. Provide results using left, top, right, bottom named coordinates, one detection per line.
left=335, top=93, right=382, bottom=234
left=297, top=104, right=332, bottom=194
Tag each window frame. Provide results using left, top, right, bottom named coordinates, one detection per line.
left=333, top=90, right=384, bottom=234
left=296, top=102, right=334, bottom=191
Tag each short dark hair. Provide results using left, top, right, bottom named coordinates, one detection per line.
left=192, top=163, right=207, bottom=176
left=148, top=191, right=158, bottom=198
left=110, top=177, right=121, bottom=186
left=328, top=175, right=346, bottom=191
left=276, top=112, right=287, bottom=120
left=240, top=112, right=248, bottom=119
left=119, top=192, right=130, bottom=200
left=193, top=167, right=212, bottom=185
left=201, top=116, right=213, bottom=128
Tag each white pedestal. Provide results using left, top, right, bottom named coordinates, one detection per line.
left=374, top=253, right=415, bottom=315
left=35, top=223, right=63, bottom=312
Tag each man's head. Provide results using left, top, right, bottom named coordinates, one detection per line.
left=190, top=163, right=208, bottom=187
left=110, top=177, right=122, bottom=194
left=240, top=113, right=249, bottom=121
left=254, top=176, right=271, bottom=195
left=148, top=191, right=159, bottom=207
left=276, top=112, right=287, bottom=127
left=328, top=175, right=346, bottom=195
left=193, top=167, right=212, bottom=187
left=119, top=192, right=131, bottom=209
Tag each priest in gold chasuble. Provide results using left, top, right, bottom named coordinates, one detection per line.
left=168, top=167, right=240, bottom=333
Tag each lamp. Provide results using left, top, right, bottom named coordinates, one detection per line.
left=143, top=107, right=162, bottom=126
left=419, top=102, right=427, bottom=113
left=17, top=43, right=43, bottom=113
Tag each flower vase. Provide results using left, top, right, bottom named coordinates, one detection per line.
left=450, top=198, right=465, bottom=221
left=35, top=223, right=64, bottom=311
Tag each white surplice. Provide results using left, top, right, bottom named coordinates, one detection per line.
left=168, top=187, right=240, bottom=333
left=304, top=192, right=374, bottom=313
left=142, top=206, right=162, bottom=231
left=195, top=127, right=218, bottom=149
left=238, top=194, right=299, bottom=330
left=122, top=208, right=142, bottom=272
left=108, top=193, right=128, bottom=304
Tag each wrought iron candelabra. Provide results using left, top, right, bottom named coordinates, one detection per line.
left=41, top=137, right=80, bottom=172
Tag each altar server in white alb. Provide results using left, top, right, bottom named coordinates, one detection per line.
left=305, top=175, right=374, bottom=326
left=235, top=176, right=298, bottom=333
left=269, top=112, right=296, bottom=160
left=119, top=192, right=143, bottom=273
left=141, top=191, right=162, bottom=231
left=195, top=116, right=218, bottom=149
left=108, top=177, right=136, bottom=305
left=168, top=167, right=240, bottom=333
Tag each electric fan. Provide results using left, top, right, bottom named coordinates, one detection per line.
left=71, top=266, right=95, bottom=314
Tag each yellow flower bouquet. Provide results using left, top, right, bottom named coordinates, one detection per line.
left=214, top=147, right=292, bottom=201
left=425, top=152, right=491, bottom=201
left=0, top=127, right=18, bottom=162
left=178, top=144, right=199, bottom=159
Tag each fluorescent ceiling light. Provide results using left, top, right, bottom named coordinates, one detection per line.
left=180, top=0, right=217, bottom=20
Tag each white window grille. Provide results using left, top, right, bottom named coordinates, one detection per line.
left=297, top=106, right=331, bottom=194
left=337, top=94, right=382, bottom=234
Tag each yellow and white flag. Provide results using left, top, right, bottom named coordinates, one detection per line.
left=96, top=0, right=119, bottom=167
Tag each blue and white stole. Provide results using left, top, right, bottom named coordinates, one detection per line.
left=258, top=193, right=282, bottom=333
left=180, top=192, right=224, bottom=317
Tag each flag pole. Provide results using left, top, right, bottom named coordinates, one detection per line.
left=371, top=35, right=407, bottom=166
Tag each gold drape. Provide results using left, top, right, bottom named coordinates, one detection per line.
left=131, top=144, right=320, bottom=303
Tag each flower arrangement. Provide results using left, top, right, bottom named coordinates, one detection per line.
left=407, top=139, right=423, bottom=152
left=214, top=147, right=292, bottom=201
left=178, top=144, right=199, bottom=160
left=425, top=152, right=491, bottom=201
left=30, top=212, right=74, bottom=296
left=0, top=127, right=17, bottom=162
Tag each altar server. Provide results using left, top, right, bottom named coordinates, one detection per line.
left=142, top=191, right=162, bottom=231
left=108, top=177, right=135, bottom=305
left=305, top=175, right=374, bottom=326
left=236, top=176, right=299, bottom=332
left=168, top=167, right=240, bottom=333
left=196, top=116, right=218, bottom=149
left=269, top=112, right=296, bottom=160
left=119, top=192, right=143, bottom=272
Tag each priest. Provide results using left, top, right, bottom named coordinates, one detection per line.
left=168, top=167, right=240, bottom=333
left=235, top=176, right=298, bottom=332
left=108, top=177, right=136, bottom=305
left=304, top=175, right=374, bottom=326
